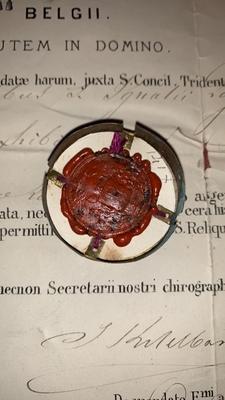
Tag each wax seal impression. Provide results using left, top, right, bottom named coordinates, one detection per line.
left=43, top=120, right=185, bottom=262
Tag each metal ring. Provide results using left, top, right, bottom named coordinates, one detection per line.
left=42, top=119, right=185, bottom=262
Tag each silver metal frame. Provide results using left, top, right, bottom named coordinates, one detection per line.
left=42, top=119, right=185, bottom=262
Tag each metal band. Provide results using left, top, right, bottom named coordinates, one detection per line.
left=43, top=119, right=185, bottom=262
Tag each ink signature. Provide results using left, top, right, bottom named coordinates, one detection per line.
left=26, top=317, right=225, bottom=395
left=40, top=316, right=225, bottom=351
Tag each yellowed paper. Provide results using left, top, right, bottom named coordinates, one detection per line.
left=0, top=1, right=225, bottom=399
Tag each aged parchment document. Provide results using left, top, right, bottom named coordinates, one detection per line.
left=0, top=1, right=225, bottom=399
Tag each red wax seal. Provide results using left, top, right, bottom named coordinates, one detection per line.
left=60, top=141, right=162, bottom=247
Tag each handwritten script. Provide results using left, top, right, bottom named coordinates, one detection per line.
left=27, top=317, right=225, bottom=395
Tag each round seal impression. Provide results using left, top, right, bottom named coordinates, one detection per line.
left=43, top=120, right=185, bottom=262
left=60, top=143, right=161, bottom=247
